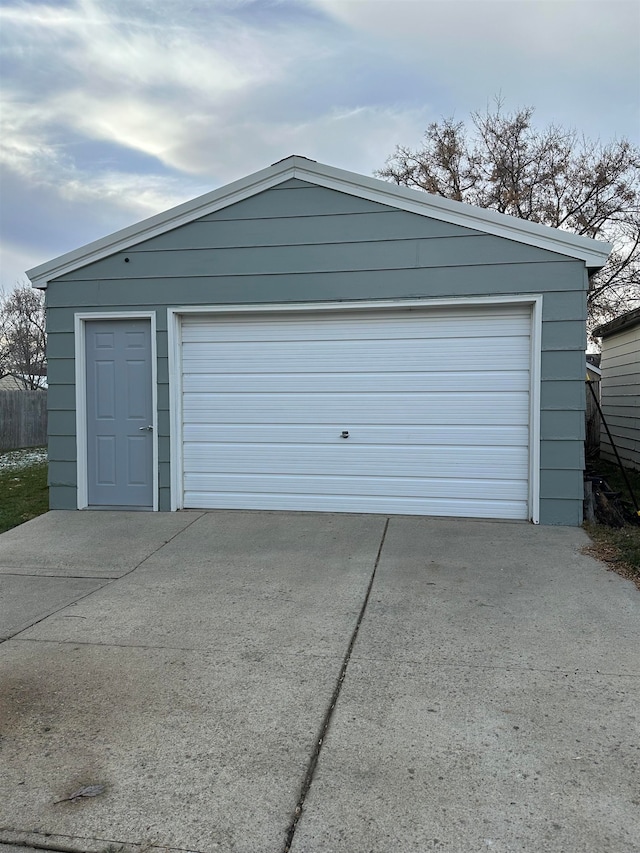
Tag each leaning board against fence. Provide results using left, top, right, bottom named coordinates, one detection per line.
left=0, top=390, right=47, bottom=451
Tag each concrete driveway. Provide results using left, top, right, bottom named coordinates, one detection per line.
left=0, top=511, right=638, bottom=853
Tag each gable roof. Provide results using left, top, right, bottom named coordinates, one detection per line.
left=27, top=155, right=612, bottom=288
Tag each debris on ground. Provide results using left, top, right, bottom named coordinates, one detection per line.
left=584, top=471, right=638, bottom=528
left=54, top=783, right=106, bottom=804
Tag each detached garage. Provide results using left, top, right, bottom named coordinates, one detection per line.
left=28, top=156, right=611, bottom=524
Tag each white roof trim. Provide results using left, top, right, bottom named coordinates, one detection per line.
left=27, top=155, right=612, bottom=288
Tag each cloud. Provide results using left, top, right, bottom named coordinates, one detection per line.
left=0, top=91, right=204, bottom=207
left=179, top=104, right=433, bottom=180
left=1, top=0, right=637, bottom=290
left=0, top=0, right=340, bottom=172
left=1, top=0, right=290, bottom=93
left=0, top=242, right=40, bottom=294
left=310, top=0, right=640, bottom=142
left=1, top=0, right=433, bottom=194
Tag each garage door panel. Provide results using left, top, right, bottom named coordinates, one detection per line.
left=183, top=370, right=531, bottom=394
left=182, top=490, right=528, bottom=520
left=182, top=313, right=531, bottom=343
left=182, top=338, right=530, bottom=373
left=183, top=443, right=529, bottom=479
left=182, top=391, right=530, bottom=425
left=180, top=306, right=532, bottom=520
left=183, top=423, right=530, bottom=446
left=184, top=472, right=527, bottom=501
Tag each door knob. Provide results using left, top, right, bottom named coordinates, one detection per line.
left=139, top=425, right=153, bottom=431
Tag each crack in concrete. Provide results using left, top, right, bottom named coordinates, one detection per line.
left=281, top=517, right=390, bottom=853
left=0, top=828, right=206, bottom=853
left=1, top=513, right=206, bottom=647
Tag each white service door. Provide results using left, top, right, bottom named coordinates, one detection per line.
left=180, top=306, right=532, bottom=519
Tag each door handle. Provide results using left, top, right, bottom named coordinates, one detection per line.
left=138, top=425, right=153, bottom=431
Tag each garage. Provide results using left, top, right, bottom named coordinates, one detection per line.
left=29, top=155, right=611, bottom=524
left=178, top=302, right=533, bottom=519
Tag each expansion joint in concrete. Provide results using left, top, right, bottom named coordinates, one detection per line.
left=281, top=517, right=390, bottom=853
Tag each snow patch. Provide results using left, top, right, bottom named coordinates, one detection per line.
left=0, top=447, right=48, bottom=472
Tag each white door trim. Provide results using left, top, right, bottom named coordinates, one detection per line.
left=529, top=300, right=543, bottom=524
left=168, top=295, right=542, bottom=521
left=75, top=311, right=158, bottom=511
left=167, top=308, right=183, bottom=511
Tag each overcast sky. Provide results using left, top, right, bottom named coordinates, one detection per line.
left=1, top=0, right=638, bottom=291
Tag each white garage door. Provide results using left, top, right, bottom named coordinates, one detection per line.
left=180, top=306, right=532, bottom=519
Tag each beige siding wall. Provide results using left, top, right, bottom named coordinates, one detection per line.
left=600, top=323, right=640, bottom=470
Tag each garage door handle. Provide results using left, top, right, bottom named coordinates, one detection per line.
left=138, top=425, right=153, bottom=431
left=341, top=430, right=349, bottom=439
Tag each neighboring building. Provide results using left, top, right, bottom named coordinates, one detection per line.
left=0, top=376, right=25, bottom=391
left=586, top=361, right=602, bottom=384
left=586, top=352, right=601, bottom=383
left=593, top=308, right=640, bottom=471
left=27, top=156, right=611, bottom=524
left=0, top=373, right=47, bottom=391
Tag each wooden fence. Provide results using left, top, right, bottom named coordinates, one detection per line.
left=585, top=379, right=601, bottom=461
left=0, top=390, right=48, bottom=451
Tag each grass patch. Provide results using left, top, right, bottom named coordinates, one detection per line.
left=584, top=458, right=640, bottom=588
left=0, top=450, right=49, bottom=534
left=595, top=459, right=640, bottom=508
left=585, top=523, right=640, bottom=588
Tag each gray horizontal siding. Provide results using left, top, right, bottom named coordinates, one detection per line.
left=47, top=384, right=75, bottom=410
left=46, top=357, right=75, bottom=384
left=46, top=290, right=586, bottom=332
left=541, top=291, right=586, bottom=322
left=47, top=333, right=76, bottom=360
left=541, top=350, right=584, bottom=380
left=48, top=434, right=77, bottom=461
left=540, top=441, right=584, bottom=469
left=49, top=263, right=583, bottom=308
left=199, top=185, right=394, bottom=219
left=48, top=411, right=76, bottom=436
left=49, top=485, right=77, bottom=510
left=541, top=381, right=585, bottom=410
left=541, top=320, right=585, bottom=351
left=49, top=460, right=77, bottom=487
left=134, top=209, right=482, bottom=252
left=46, top=181, right=590, bottom=522
left=539, top=499, right=583, bottom=526
left=541, top=411, right=585, bottom=440
left=65, top=237, right=566, bottom=281
left=540, top=469, right=584, bottom=500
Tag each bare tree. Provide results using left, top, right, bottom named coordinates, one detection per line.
left=376, top=101, right=640, bottom=328
left=0, top=284, right=46, bottom=390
